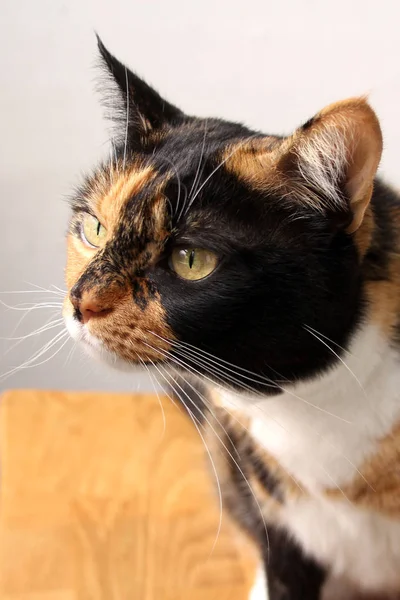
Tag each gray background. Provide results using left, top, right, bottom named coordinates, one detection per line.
left=1, top=0, right=400, bottom=393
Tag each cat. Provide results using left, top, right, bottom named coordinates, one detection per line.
left=63, top=36, right=400, bottom=600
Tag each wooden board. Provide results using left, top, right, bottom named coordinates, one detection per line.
left=0, top=389, right=258, bottom=599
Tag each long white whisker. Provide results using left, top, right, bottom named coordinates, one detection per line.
left=0, top=329, right=69, bottom=383
left=22, top=334, right=70, bottom=371
left=178, top=119, right=209, bottom=221
left=143, top=339, right=258, bottom=397
left=183, top=134, right=259, bottom=215
left=158, top=363, right=270, bottom=560
left=304, top=324, right=352, bottom=357
left=159, top=156, right=184, bottom=218
left=24, top=282, right=66, bottom=297
left=146, top=331, right=350, bottom=422
left=173, top=344, right=276, bottom=390
left=123, top=66, right=129, bottom=170
left=63, top=340, right=78, bottom=368
left=0, top=290, right=64, bottom=297
left=147, top=330, right=278, bottom=387
left=304, top=325, right=365, bottom=394
left=138, top=355, right=167, bottom=439
left=1, top=318, right=64, bottom=341
left=167, top=366, right=242, bottom=460
left=154, top=362, right=224, bottom=556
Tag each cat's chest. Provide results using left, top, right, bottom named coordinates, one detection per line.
left=239, top=325, right=400, bottom=490
left=281, top=495, right=400, bottom=591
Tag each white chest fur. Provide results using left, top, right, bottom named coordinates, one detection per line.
left=282, top=496, right=400, bottom=592
left=219, top=325, right=400, bottom=591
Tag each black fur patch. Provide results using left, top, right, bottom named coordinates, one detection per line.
left=265, top=526, right=326, bottom=600
left=363, top=179, right=398, bottom=282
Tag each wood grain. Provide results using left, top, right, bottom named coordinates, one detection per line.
left=0, top=389, right=258, bottom=599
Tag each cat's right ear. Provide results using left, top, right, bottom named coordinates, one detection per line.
left=96, top=35, right=184, bottom=144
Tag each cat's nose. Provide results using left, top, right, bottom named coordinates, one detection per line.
left=70, top=291, right=111, bottom=324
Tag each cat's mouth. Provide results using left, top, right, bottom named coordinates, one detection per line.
left=63, top=299, right=170, bottom=369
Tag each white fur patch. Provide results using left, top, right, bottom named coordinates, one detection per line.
left=220, top=325, right=400, bottom=489
left=295, top=123, right=348, bottom=212
left=219, top=325, right=400, bottom=592
left=64, top=315, right=131, bottom=371
left=249, top=564, right=269, bottom=600
left=282, top=497, right=400, bottom=592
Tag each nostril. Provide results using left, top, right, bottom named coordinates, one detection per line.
left=80, top=307, right=96, bottom=324
left=80, top=302, right=111, bottom=324
left=70, top=289, right=111, bottom=324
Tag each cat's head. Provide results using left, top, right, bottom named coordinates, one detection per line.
left=63, top=37, right=382, bottom=394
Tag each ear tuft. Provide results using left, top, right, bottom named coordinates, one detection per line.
left=94, top=34, right=184, bottom=147
left=286, top=98, right=383, bottom=232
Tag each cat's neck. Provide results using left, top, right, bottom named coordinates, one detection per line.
left=218, top=324, right=400, bottom=490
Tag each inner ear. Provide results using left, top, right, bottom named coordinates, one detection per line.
left=282, top=98, right=383, bottom=233
left=96, top=35, right=184, bottom=143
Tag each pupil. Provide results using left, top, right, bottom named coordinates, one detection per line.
left=188, top=250, right=195, bottom=269
left=96, top=221, right=101, bottom=236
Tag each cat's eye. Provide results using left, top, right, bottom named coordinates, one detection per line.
left=169, top=248, right=218, bottom=281
left=81, top=214, right=107, bottom=248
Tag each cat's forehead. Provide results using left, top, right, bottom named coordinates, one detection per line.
left=79, top=120, right=283, bottom=243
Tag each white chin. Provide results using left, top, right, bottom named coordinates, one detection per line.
left=64, top=316, right=135, bottom=372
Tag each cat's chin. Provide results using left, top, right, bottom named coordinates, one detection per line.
left=64, top=316, right=137, bottom=373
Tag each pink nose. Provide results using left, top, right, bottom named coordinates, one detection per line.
left=70, top=294, right=111, bottom=324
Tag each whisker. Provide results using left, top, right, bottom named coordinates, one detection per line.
left=25, top=334, right=70, bottom=371
left=183, top=134, right=259, bottom=216
left=146, top=331, right=350, bottom=422
left=178, top=119, right=209, bottom=221
left=173, top=344, right=276, bottom=390
left=303, top=325, right=365, bottom=394
left=158, top=363, right=271, bottom=560
left=142, top=344, right=272, bottom=551
left=63, top=339, right=78, bottom=368
left=1, top=318, right=64, bottom=341
left=0, top=290, right=64, bottom=297
left=0, top=329, right=69, bottom=383
left=24, top=282, right=66, bottom=297
left=143, top=339, right=259, bottom=397
left=138, top=355, right=167, bottom=439
left=154, top=362, right=224, bottom=556
left=159, top=155, right=184, bottom=218
left=172, top=346, right=263, bottom=395
left=167, top=366, right=242, bottom=460
left=123, top=66, right=129, bottom=170
left=0, top=300, right=63, bottom=316
left=303, top=324, right=352, bottom=357
left=147, top=330, right=278, bottom=388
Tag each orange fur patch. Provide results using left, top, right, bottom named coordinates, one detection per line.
left=328, top=422, right=400, bottom=517
left=64, top=164, right=174, bottom=364
left=85, top=289, right=173, bottom=362
left=224, top=98, right=382, bottom=235
left=90, top=165, right=155, bottom=232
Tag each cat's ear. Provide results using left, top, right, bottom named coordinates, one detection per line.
left=276, top=98, right=383, bottom=233
left=96, top=35, right=184, bottom=142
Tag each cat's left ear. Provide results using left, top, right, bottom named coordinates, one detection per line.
left=276, top=98, right=383, bottom=233
left=97, top=35, right=184, bottom=142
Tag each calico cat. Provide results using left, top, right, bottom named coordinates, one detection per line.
left=63, top=37, right=400, bottom=599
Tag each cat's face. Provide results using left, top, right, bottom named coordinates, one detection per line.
left=63, top=39, right=382, bottom=394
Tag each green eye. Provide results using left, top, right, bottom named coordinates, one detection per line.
left=81, top=214, right=107, bottom=248
left=170, top=248, right=218, bottom=281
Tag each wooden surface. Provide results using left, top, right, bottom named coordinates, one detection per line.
left=0, top=389, right=258, bottom=599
